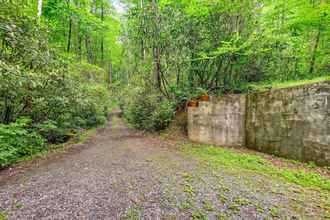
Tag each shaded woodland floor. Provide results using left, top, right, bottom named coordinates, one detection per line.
left=0, top=116, right=329, bottom=220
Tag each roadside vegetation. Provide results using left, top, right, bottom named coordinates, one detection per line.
left=0, top=1, right=120, bottom=168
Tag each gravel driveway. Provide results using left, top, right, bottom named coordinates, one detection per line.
left=0, top=116, right=329, bottom=220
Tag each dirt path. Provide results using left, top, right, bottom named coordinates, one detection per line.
left=0, top=116, right=329, bottom=220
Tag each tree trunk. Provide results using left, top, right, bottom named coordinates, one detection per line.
left=67, top=18, right=72, bottom=52
left=109, top=62, right=113, bottom=85
left=37, top=0, right=43, bottom=17
left=77, top=30, right=82, bottom=61
left=101, top=2, right=105, bottom=66
left=140, top=0, right=146, bottom=61
left=309, top=26, right=321, bottom=75
left=153, top=47, right=162, bottom=90
left=85, top=36, right=93, bottom=64
left=151, top=0, right=162, bottom=91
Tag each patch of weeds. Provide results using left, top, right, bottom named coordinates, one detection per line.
left=217, top=185, right=230, bottom=193
left=183, top=183, right=195, bottom=197
left=216, top=212, right=227, bottom=220
left=181, top=144, right=330, bottom=192
left=233, top=196, right=251, bottom=206
left=179, top=199, right=194, bottom=211
left=76, top=128, right=97, bottom=143
left=218, top=193, right=228, bottom=204
left=191, top=210, right=209, bottom=220
left=14, top=202, right=24, bottom=209
left=182, top=172, right=194, bottom=183
left=181, top=172, right=196, bottom=197
left=226, top=197, right=251, bottom=214
left=159, top=130, right=171, bottom=140
left=254, top=203, right=264, bottom=213
left=323, top=211, right=330, bottom=219
left=269, top=207, right=280, bottom=218
left=0, top=211, right=7, bottom=220
left=227, top=203, right=240, bottom=212
left=121, top=206, right=141, bottom=220
left=306, top=161, right=317, bottom=169
left=202, top=200, right=215, bottom=211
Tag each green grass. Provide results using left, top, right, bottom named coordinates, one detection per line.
left=249, top=75, right=330, bottom=92
left=181, top=144, right=330, bottom=192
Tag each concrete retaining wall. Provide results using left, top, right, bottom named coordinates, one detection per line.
left=246, top=81, right=330, bottom=166
left=187, top=81, right=330, bottom=166
left=188, top=95, right=246, bottom=147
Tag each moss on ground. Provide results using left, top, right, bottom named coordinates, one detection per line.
left=181, top=143, right=330, bottom=192
left=249, top=76, right=330, bottom=92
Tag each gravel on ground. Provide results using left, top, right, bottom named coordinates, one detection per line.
left=0, top=116, right=329, bottom=220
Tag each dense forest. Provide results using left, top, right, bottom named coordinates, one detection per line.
left=118, top=0, right=330, bottom=130
left=0, top=0, right=329, bottom=167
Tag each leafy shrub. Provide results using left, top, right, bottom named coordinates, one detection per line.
left=36, top=120, right=71, bottom=144
left=0, top=118, right=45, bottom=167
left=168, top=84, right=191, bottom=110
left=124, top=89, right=176, bottom=131
left=150, top=100, right=176, bottom=130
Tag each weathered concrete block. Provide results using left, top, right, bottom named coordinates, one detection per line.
left=246, top=81, right=330, bottom=166
left=188, top=95, right=246, bottom=147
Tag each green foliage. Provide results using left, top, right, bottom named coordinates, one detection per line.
left=119, top=0, right=330, bottom=100
left=0, top=3, right=112, bottom=166
left=0, top=118, right=45, bottom=167
left=182, top=144, right=330, bottom=192
left=69, top=62, right=107, bottom=83
left=123, top=88, right=176, bottom=131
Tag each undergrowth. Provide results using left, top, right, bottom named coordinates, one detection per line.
left=1, top=127, right=98, bottom=169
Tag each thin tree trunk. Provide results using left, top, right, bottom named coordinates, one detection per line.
left=109, top=62, right=113, bottom=85
left=85, top=36, right=93, bottom=63
left=140, top=0, right=146, bottom=61
left=101, top=2, right=105, bottom=66
left=67, top=18, right=72, bottom=52
left=37, top=0, right=43, bottom=17
left=151, top=0, right=162, bottom=91
left=309, top=26, right=321, bottom=75
left=153, top=47, right=162, bottom=90
left=77, top=30, right=82, bottom=61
